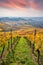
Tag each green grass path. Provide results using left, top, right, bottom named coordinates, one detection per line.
left=10, top=37, right=38, bottom=65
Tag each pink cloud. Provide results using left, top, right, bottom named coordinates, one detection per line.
left=0, top=0, right=43, bottom=10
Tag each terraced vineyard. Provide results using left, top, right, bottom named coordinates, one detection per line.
left=0, top=25, right=43, bottom=65
left=0, top=37, right=38, bottom=65
left=0, top=33, right=43, bottom=65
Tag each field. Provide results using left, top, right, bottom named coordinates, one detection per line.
left=0, top=17, right=43, bottom=65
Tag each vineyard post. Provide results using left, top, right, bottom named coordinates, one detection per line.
left=37, top=49, right=40, bottom=65
left=34, top=29, right=36, bottom=44
left=8, top=41, right=10, bottom=50
left=11, top=29, right=12, bottom=49
left=33, top=29, right=36, bottom=54
left=32, top=43, right=35, bottom=54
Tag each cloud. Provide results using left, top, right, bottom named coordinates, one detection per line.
left=32, top=0, right=43, bottom=10
left=0, top=0, right=43, bottom=10
left=0, top=7, right=43, bottom=17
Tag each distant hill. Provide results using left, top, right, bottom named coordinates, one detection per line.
left=0, top=17, right=43, bottom=28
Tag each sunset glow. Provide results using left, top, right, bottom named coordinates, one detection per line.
left=0, top=0, right=43, bottom=17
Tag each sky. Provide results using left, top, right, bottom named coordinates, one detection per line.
left=0, top=0, right=43, bottom=17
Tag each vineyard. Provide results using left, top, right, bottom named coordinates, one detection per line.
left=0, top=28, right=43, bottom=65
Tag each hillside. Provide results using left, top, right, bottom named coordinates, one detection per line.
left=0, top=17, right=43, bottom=28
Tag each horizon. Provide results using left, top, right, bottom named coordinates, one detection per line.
left=0, top=16, right=43, bottom=18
